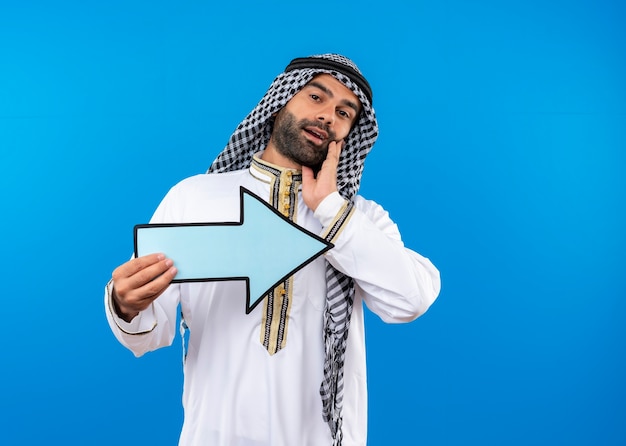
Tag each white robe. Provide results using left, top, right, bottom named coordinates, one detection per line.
left=105, top=155, right=440, bottom=446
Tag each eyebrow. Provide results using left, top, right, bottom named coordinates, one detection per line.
left=307, top=80, right=361, bottom=116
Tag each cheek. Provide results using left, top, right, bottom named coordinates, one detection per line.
left=338, top=123, right=354, bottom=140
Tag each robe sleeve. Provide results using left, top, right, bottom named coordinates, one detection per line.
left=103, top=186, right=183, bottom=357
left=314, top=192, right=441, bottom=323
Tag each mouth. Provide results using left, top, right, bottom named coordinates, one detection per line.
left=303, top=126, right=328, bottom=144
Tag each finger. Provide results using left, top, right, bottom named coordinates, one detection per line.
left=125, top=258, right=175, bottom=290
left=112, top=257, right=175, bottom=304
left=326, top=139, right=343, bottom=163
left=114, top=253, right=165, bottom=279
left=317, top=140, right=342, bottom=181
left=318, top=141, right=342, bottom=177
left=130, top=266, right=177, bottom=304
left=301, top=165, right=315, bottom=187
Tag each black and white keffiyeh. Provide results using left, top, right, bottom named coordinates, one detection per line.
left=208, top=54, right=379, bottom=444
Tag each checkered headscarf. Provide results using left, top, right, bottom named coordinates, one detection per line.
left=208, top=54, right=379, bottom=444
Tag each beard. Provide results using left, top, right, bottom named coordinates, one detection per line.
left=271, top=109, right=337, bottom=171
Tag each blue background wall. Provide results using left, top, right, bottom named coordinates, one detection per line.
left=1, top=1, right=624, bottom=444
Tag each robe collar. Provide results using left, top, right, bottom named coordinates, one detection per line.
left=249, top=152, right=303, bottom=187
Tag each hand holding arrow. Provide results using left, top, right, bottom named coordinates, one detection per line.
left=110, top=253, right=178, bottom=322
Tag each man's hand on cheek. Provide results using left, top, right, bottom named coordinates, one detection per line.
left=302, top=140, right=343, bottom=212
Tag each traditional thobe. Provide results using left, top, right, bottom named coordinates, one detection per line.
left=105, top=154, right=440, bottom=446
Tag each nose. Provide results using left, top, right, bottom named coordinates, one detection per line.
left=316, top=104, right=335, bottom=125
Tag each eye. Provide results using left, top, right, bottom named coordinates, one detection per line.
left=310, top=94, right=320, bottom=101
left=338, top=109, right=351, bottom=120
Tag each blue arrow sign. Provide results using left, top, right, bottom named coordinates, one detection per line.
left=134, top=186, right=333, bottom=314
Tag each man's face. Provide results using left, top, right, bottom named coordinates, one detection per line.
left=271, top=74, right=361, bottom=170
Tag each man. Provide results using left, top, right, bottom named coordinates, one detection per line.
left=105, top=54, right=441, bottom=446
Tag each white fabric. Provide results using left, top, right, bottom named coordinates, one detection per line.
left=105, top=157, right=440, bottom=446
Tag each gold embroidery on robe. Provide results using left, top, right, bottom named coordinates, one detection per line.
left=252, top=159, right=301, bottom=355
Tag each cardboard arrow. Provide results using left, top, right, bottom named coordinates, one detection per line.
left=134, top=186, right=333, bottom=313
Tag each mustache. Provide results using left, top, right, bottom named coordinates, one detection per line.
left=299, top=120, right=336, bottom=141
